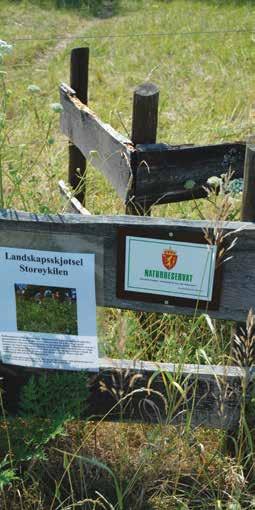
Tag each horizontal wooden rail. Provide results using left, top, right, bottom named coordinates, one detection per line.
left=60, top=83, right=245, bottom=207
left=0, top=209, right=255, bottom=321
left=0, top=356, right=250, bottom=429
left=134, top=142, right=245, bottom=206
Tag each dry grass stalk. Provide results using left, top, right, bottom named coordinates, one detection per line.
left=202, top=170, right=244, bottom=269
left=233, top=309, right=255, bottom=368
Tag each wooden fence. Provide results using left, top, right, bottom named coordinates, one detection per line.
left=0, top=210, right=254, bottom=430
left=1, top=47, right=255, bottom=439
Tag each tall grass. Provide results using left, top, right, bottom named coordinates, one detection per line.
left=1, top=0, right=255, bottom=507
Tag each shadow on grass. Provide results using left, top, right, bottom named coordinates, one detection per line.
left=10, top=0, right=121, bottom=18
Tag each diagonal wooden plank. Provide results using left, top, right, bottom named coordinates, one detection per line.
left=60, top=83, right=135, bottom=202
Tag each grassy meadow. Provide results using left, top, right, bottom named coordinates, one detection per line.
left=15, top=296, right=78, bottom=335
left=1, top=0, right=255, bottom=508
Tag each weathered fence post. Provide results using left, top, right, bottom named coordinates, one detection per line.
left=125, top=83, right=162, bottom=345
left=241, top=141, right=255, bottom=221
left=226, top=139, right=255, bottom=458
left=131, top=82, right=159, bottom=146
left=236, top=140, right=255, bottom=369
left=126, top=82, right=159, bottom=215
left=68, top=47, right=89, bottom=205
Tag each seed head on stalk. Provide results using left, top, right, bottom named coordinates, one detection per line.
left=233, top=309, right=255, bottom=368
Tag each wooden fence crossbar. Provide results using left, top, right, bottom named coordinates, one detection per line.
left=0, top=209, right=253, bottom=428
left=1, top=209, right=255, bottom=321
left=1, top=354, right=249, bottom=429
left=60, top=83, right=246, bottom=208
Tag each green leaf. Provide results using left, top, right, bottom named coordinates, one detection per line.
left=184, top=179, right=196, bottom=190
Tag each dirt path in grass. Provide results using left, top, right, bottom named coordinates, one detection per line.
left=35, top=16, right=104, bottom=68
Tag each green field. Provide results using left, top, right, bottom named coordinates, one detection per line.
left=16, top=296, right=78, bottom=335
left=1, top=0, right=255, bottom=508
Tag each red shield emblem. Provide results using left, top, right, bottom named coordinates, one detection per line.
left=162, top=249, right=177, bottom=270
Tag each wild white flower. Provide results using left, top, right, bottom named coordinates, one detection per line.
left=207, top=176, right=222, bottom=187
left=0, top=40, right=13, bottom=54
left=27, top=84, right=41, bottom=94
left=50, top=102, right=64, bottom=113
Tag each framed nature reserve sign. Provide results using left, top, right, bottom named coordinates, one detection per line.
left=0, top=247, right=99, bottom=371
left=117, top=227, right=222, bottom=310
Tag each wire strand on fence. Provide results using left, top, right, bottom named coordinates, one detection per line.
left=5, top=28, right=255, bottom=43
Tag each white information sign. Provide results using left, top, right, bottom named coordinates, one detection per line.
left=0, top=332, right=98, bottom=371
left=125, top=236, right=217, bottom=301
left=0, top=247, right=98, bottom=371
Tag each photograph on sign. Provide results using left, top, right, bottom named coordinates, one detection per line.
left=15, top=284, right=78, bottom=335
left=0, top=247, right=98, bottom=371
left=117, top=228, right=221, bottom=309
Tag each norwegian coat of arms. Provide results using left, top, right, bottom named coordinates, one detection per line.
left=162, top=248, right=178, bottom=270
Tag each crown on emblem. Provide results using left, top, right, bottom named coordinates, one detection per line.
left=162, top=248, right=178, bottom=270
